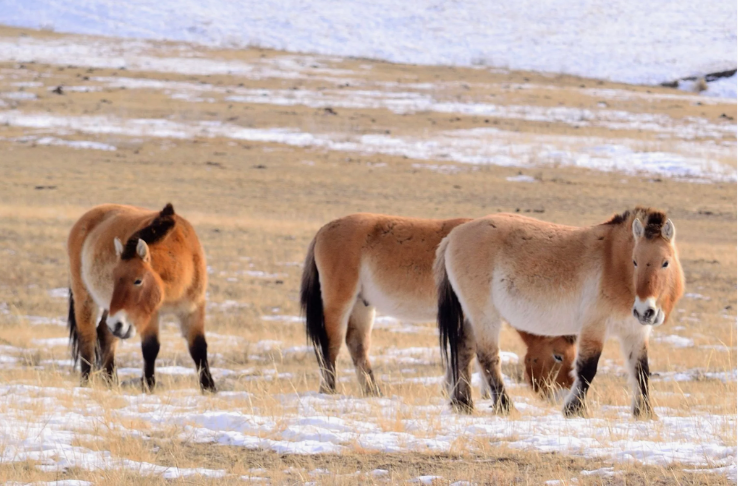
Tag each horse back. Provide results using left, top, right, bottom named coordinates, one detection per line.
left=313, top=213, right=469, bottom=319
left=444, top=213, right=605, bottom=334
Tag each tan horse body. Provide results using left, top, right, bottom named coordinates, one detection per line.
left=435, top=208, right=684, bottom=418
left=67, top=203, right=215, bottom=392
left=300, top=213, right=576, bottom=396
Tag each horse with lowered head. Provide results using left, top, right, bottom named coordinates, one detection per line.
left=300, top=213, right=577, bottom=398
left=67, top=203, right=216, bottom=392
left=436, top=207, right=684, bottom=418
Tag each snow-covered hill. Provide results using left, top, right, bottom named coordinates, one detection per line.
left=1, top=0, right=736, bottom=96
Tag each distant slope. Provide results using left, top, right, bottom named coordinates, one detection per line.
left=1, top=0, right=736, bottom=96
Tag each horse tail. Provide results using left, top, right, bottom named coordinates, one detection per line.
left=67, top=288, right=81, bottom=367
left=300, top=237, right=329, bottom=370
left=435, top=236, right=465, bottom=389
left=68, top=289, right=103, bottom=369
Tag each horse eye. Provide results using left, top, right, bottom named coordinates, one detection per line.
left=633, top=260, right=638, bottom=267
left=134, top=279, right=143, bottom=286
left=553, top=354, right=563, bottom=363
left=662, top=261, right=669, bottom=268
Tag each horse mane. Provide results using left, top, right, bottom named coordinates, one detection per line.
left=120, top=203, right=176, bottom=260
left=603, top=207, right=667, bottom=239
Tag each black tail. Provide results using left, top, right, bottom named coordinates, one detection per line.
left=67, top=288, right=81, bottom=367
left=300, top=238, right=329, bottom=370
left=68, top=289, right=102, bottom=370
left=437, top=259, right=465, bottom=390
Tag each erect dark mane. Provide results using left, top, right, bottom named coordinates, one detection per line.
left=603, top=206, right=667, bottom=239
left=120, top=203, right=176, bottom=260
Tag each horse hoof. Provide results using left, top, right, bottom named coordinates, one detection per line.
left=141, top=377, right=156, bottom=393
left=451, top=399, right=474, bottom=414
left=363, top=387, right=382, bottom=397
left=490, top=401, right=514, bottom=415
left=563, top=400, right=586, bottom=418
left=633, top=405, right=657, bottom=420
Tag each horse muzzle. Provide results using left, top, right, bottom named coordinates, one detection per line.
left=632, top=297, right=664, bottom=326
left=107, top=310, right=136, bottom=339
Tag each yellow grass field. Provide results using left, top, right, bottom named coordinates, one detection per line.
left=0, top=26, right=735, bottom=485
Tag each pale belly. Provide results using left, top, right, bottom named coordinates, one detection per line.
left=358, top=267, right=436, bottom=323
left=490, top=270, right=599, bottom=337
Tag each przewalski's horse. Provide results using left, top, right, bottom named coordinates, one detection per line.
left=67, top=203, right=216, bottom=392
left=300, top=213, right=576, bottom=396
left=436, top=207, right=684, bottom=418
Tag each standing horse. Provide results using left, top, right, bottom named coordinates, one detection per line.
left=435, top=207, right=684, bottom=418
left=300, top=213, right=576, bottom=397
left=67, top=203, right=216, bottom=392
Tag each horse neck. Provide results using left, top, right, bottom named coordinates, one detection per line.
left=600, top=221, right=636, bottom=310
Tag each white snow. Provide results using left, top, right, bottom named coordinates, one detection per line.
left=413, top=475, right=442, bottom=485
left=47, top=288, right=69, bottom=299
left=0, top=111, right=733, bottom=183
left=654, top=335, right=695, bottom=348
left=506, top=174, right=538, bottom=183
left=0, top=0, right=735, bottom=93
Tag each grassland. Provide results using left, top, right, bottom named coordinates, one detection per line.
left=0, top=25, right=735, bottom=485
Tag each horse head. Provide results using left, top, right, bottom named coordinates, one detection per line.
left=630, top=212, right=684, bottom=326
left=108, top=204, right=175, bottom=339
left=519, top=331, right=576, bottom=397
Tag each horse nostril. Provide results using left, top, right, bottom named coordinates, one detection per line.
left=644, top=308, right=655, bottom=321
left=633, top=308, right=640, bottom=319
left=114, top=322, right=123, bottom=333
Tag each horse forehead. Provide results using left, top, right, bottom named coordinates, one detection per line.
left=635, top=238, right=672, bottom=258
left=113, top=258, right=147, bottom=278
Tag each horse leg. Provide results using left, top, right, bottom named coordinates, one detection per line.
left=140, top=312, right=160, bottom=392
left=619, top=327, right=655, bottom=419
left=563, top=324, right=605, bottom=417
left=449, top=318, right=476, bottom=413
left=345, top=300, right=380, bottom=396
left=179, top=304, right=216, bottom=393
left=95, top=311, right=118, bottom=384
left=474, top=315, right=513, bottom=415
left=477, top=360, right=492, bottom=399
left=71, top=287, right=98, bottom=385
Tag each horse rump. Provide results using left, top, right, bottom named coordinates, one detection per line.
left=300, top=238, right=330, bottom=369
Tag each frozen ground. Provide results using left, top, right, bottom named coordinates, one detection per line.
left=0, top=328, right=735, bottom=484
left=0, top=0, right=736, bottom=96
left=0, top=31, right=734, bottom=183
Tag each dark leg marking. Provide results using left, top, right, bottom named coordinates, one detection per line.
left=189, top=334, right=216, bottom=392
left=96, top=312, right=118, bottom=384
left=141, top=335, right=160, bottom=392
left=564, top=351, right=601, bottom=417
left=633, top=352, right=653, bottom=418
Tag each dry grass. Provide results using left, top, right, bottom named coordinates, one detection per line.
left=0, top=25, right=735, bottom=485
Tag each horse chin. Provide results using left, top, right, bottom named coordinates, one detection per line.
left=652, top=309, right=665, bottom=327
left=116, top=326, right=136, bottom=339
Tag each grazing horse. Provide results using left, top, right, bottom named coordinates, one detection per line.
left=300, top=213, right=576, bottom=397
left=435, top=207, right=684, bottom=418
left=67, top=203, right=216, bottom=392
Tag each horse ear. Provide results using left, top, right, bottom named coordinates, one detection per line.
left=632, top=218, right=644, bottom=240
left=662, top=219, right=675, bottom=242
left=114, top=237, right=124, bottom=257
left=136, top=239, right=150, bottom=263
